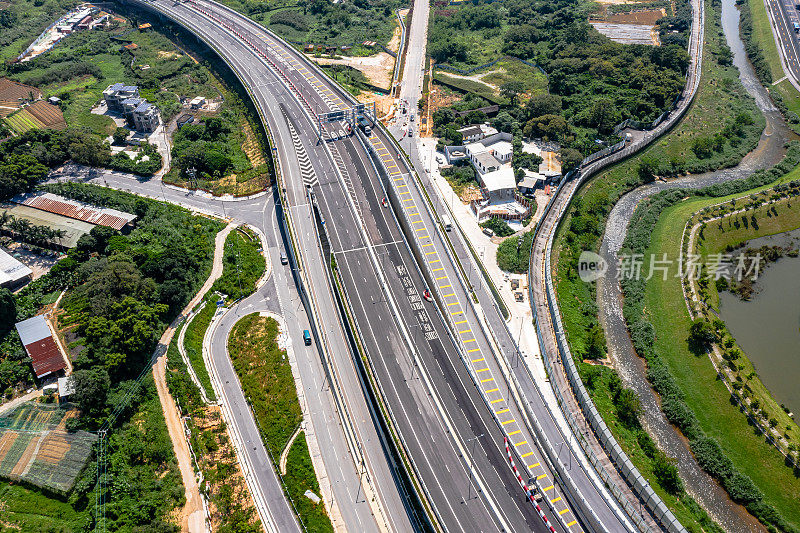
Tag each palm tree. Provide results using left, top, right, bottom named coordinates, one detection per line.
left=0, top=211, right=10, bottom=232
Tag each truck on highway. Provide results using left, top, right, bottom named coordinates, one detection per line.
left=795, top=21, right=800, bottom=32
left=303, top=330, right=312, bottom=346
left=358, top=115, right=372, bottom=135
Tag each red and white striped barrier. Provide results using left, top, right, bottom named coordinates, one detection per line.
left=504, top=437, right=557, bottom=533
left=187, top=1, right=318, bottom=119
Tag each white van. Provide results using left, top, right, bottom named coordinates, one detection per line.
left=442, top=214, right=453, bottom=232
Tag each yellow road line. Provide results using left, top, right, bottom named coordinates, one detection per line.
left=471, top=357, right=484, bottom=363
left=521, top=452, right=534, bottom=458
left=480, top=377, right=494, bottom=383
left=567, top=521, right=577, bottom=527
left=551, top=497, right=561, bottom=504
left=529, top=462, right=540, bottom=469
left=560, top=508, right=569, bottom=515
left=486, top=388, right=499, bottom=393
left=490, top=398, right=504, bottom=404
left=467, top=348, right=480, bottom=353
left=537, top=473, right=547, bottom=480
left=507, top=430, right=521, bottom=436
left=543, top=485, right=554, bottom=492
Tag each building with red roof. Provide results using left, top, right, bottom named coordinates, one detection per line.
left=15, top=315, right=67, bottom=380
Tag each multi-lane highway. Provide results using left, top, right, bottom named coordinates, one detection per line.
left=124, top=1, right=566, bottom=531
left=126, top=0, right=611, bottom=530
left=112, top=0, right=706, bottom=530
left=765, top=0, right=800, bottom=88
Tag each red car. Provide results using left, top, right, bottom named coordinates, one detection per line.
left=422, top=289, right=433, bottom=302
left=381, top=197, right=389, bottom=208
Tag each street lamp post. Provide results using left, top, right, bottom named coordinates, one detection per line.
left=465, top=433, right=484, bottom=501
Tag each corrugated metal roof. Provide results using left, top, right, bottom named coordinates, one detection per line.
left=134, top=101, right=151, bottom=113
left=15, top=315, right=51, bottom=345
left=0, top=248, right=32, bottom=286
left=13, top=192, right=136, bottom=231
left=15, top=315, right=66, bottom=379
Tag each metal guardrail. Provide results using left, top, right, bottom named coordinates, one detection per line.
left=525, top=0, right=704, bottom=529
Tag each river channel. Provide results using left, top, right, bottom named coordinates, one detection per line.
left=594, top=0, right=796, bottom=528
left=719, top=229, right=800, bottom=416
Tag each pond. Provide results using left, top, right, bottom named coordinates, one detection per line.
left=719, top=228, right=800, bottom=415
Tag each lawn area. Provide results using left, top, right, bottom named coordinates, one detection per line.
left=212, top=225, right=266, bottom=302
left=644, top=189, right=800, bottom=531
left=549, top=0, right=775, bottom=528
left=228, top=314, right=302, bottom=458
left=228, top=313, right=333, bottom=532
left=183, top=296, right=218, bottom=401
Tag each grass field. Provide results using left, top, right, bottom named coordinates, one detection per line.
left=549, top=0, right=774, bottom=528
left=212, top=226, right=266, bottom=302
left=228, top=314, right=302, bottom=458
left=183, top=298, right=218, bottom=401
left=283, top=433, right=334, bottom=533
left=643, top=180, right=800, bottom=531
left=228, top=314, right=333, bottom=532
left=0, top=480, right=87, bottom=532
left=747, top=0, right=800, bottom=125
left=433, top=71, right=506, bottom=104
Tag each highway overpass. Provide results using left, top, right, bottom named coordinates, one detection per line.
left=121, top=0, right=652, bottom=531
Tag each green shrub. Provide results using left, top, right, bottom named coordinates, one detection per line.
left=480, top=217, right=514, bottom=237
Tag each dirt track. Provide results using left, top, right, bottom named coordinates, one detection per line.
left=152, top=222, right=235, bottom=533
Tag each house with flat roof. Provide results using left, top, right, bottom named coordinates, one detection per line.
left=15, top=315, right=66, bottom=380
left=131, top=101, right=159, bottom=132
left=103, top=82, right=139, bottom=111
left=0, top=248, right=33, bottom=289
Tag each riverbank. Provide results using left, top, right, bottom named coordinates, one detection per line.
left=553, top=0, right=800, bottom=528
left=629, top=163, right=800, bottom=532
left=592, top=0, right=800, bottom=526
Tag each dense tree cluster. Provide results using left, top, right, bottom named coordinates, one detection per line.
left=171, top=116, right=239, bottom=180
left=23, top=184, right=222, bottom=426
left=0, top=129, right=163, bottom=201
left=429, top=0, right=691, bottom=159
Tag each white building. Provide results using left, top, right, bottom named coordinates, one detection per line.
left=131, top=101, right=160, bottom=133
left=463, top=133, right=517, bottom=201
left=0, top=248, right=33, bottom=289
left=457, top=123, right=499, bottom=143
left=103, top=83, right=140, bottom=111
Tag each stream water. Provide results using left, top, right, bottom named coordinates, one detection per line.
left=593, top=0, right=797, bottom=528
left=719, top=229, right=800, bottom=415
